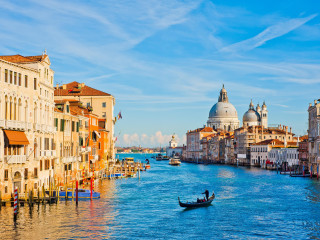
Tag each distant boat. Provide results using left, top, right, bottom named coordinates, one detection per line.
left=162, top=156, right=170, bottom=161
left=169, top=156, right=181, bottom=166
left=178, top=193, right=215, bottom=208
left=156, top=154, right=163, bottom=161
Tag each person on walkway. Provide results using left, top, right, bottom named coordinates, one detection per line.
left=202, top=190, right=209, bottom=201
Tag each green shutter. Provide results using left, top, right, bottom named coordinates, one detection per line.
left=76, top=122, right=79, bottom=132
left=60, top=119, right=63, bottom=131
left=55, top=118, right=58, bottom=127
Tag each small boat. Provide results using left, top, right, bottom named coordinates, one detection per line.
left=145, top=164, right=151, bottom=169
left=156, top=154, right=163, bottom=161
left=47, top=188, right=101, bottom=199
left=162, top=156, right=170, bottom=161
left=178, top=193, right=215, bottom=208
left=169, top=156, right=181, bottom=166
left=290, top=174, right=311, bottom=177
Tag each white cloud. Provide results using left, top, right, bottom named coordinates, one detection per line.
left=221, top=14, right=317, bottom=53
left=118, top=131, right=185, bottom=147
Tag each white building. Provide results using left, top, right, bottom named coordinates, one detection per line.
left=0, top=53, right=56, bottom=199
left=166, top=135, right=183, bottom=157
left=268, top=148, right=299, bottom=168
left=207, top=85, right=239, bottom=131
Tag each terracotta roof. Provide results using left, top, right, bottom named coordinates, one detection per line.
left=69, top=105, right=90, bottom=116
left=54, top=81, right=111, bottom=96
left=253, top=139, right=297, bottom=147
left=0, top=54, right=47, bottom=63
left=54, top=107, right=63, bottom=113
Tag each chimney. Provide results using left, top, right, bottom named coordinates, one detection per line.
left=56, top=84, right=59, bottom=89
left=290, top=127, right=292, bottom=133
left=62, top=84, right=67, bottom=89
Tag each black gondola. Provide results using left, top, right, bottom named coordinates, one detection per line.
left=178, top=193, right=215, bottom=208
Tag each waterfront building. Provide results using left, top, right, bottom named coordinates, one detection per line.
left=243, top=100, right=268, bottom=128
left=298, top=135, right=308, bottom=168
left=166, top=135, right=183, bottom=157
left=54, top=81, right=115, bottom=161
left=207, top=85, right=240, bottom=131
left=0, top=53, right=56, bottom=199
left=308, top=100, right=320, bottom=175
left=185, top=126, right=215, bottom=160
left=268, top=147, right=299, bottom=169
left=250, top=139, right=297, bottom=168
left=54, top=100, right=83, bottom=184
left=234, top=125, right=296, bottom=165
left=199, top=133, right=216, bottom=161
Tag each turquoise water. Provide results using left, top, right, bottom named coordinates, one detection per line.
left=1, top=153, right=320, bottom=239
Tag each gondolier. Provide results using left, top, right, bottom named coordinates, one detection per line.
left=202, top=190, right=209, bottom=201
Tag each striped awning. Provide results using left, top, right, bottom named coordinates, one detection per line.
left=4, top=130, right=30, bottom=145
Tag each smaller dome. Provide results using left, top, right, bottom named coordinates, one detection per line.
left=243, top=109, right=260, bottom=122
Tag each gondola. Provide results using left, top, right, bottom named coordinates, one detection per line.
left=178, top=193, right=215, bottom=208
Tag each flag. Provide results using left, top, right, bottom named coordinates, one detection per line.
left=118, top=111, right=122, bottom=120
left=115, top=137, right=118, bottom=142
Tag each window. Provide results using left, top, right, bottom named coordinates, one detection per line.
left=34, top=78, right=37, bottom=90
left=102, top=102, right=106, bottom=108
left=87, top=102, right=90, bottom=107
left=40, top=160, right=43, bottom=171
left=24, top=168, right=28, bottom=180
left=9, top=70, right=12, bottom=83
left=60, top=119, right=64, bottom=131
left=54, top=118, right=58, bottom=128
left=18, top=73, right=21, bottom=86
left=76, top=122, right=79, bottom=132
left=25, top=75, right=28, bottom=87
left=66, top=105, right=69, bottom=113
left=102, top=112, right=106, bottom=118
left=72, top=121, right=75, bottom=131
left=14, top=72, right=17, bottom=84
left=4, top=169, right=8, bottom=181
left=51, top=159, right=54, bottom=169
left=5, top=69, right=8, bottom=82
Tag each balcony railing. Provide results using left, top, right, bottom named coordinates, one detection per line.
left=62, top=156, right=78, bottom=164
left=34, top=123, right=41, bottom=131
left=5, top=155, right=27, bottom=164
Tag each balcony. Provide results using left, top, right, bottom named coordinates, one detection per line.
left=0, top=119, right=5, bottom=128
left=5, top=155, right=27, bottom=164
left=34, top=123, right=41, bottom=131
left=51, top=150, right=56, bottom=157
left=61, top=156, right=79, bottom=164
left=41, top=124, right=46, bottom=132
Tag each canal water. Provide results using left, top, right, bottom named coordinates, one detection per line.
left=1, top=153, right=320, bottom=239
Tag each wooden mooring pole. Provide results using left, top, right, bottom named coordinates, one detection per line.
left=76, top=180, right=78, bottom=206
left=14, top=188, right=18, bottom=221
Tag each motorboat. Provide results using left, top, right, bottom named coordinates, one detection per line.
left=162, top=156, right=170, bottom=161
left=169, top=156, right=181, bottom=166
left=47, top=188, right=101, bottom=199
left=156, top=154, right=163, bottom=161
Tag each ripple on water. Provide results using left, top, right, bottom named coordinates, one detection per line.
left=1, top=153, right=320, bottom=239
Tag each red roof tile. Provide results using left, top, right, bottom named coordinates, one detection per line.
left=0, top=54, right=47, bottom=63
left=54, top=81, right=111, bottom=96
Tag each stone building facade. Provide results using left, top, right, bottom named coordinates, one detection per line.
left=0, top=53, right=56, bottom=198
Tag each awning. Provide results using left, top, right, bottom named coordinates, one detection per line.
left=4, top=130, right=30, bottom=145
left=94, top=130, right=101, bottom=138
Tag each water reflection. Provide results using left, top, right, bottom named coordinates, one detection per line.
left=1, top=153, right=320, bottom=239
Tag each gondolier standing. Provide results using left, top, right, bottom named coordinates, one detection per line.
left=202, top=190, right=209, bottom=201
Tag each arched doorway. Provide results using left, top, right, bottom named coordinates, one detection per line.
left=13, top=171, right=22, bottom=193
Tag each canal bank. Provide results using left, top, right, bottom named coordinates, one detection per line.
left=1, top=153, right=320, bottom=239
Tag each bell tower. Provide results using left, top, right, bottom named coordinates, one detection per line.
left=261, top=101, right=268, bottom=128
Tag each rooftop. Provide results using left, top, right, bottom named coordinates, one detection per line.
left=54, top=81, right=111, bottom=97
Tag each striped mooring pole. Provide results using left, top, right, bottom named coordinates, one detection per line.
left=14, top=188, right=18, bottom=221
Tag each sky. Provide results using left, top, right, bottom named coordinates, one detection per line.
left=0, top=0, right=320, bottom=147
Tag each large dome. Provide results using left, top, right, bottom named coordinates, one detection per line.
left=209, top=102, right=238, bottom=118
left=243, top=109, right=260, bottom=122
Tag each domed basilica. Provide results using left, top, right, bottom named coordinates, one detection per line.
left=207, top=85, right=268, bottom=131
left=207, top=85, right=240, bottom=131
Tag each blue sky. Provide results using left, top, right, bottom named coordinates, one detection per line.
left=1, top=0, right=320, bottom=147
